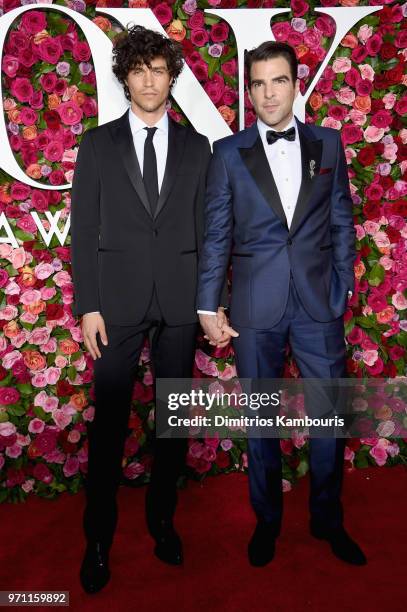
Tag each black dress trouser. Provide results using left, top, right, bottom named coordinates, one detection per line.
left=83, top=289, right=198, bottom=547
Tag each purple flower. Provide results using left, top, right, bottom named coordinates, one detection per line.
left=70, top=123, right=83, bottom=135
left=56, top=61, right=70, bottom=77
left=182, top=0, right=197, bottom=15
left=297, top=64, right=310, bottom=79
left=79, top=62, right=92, bottom=76
left=208, top=43, right=223, bottom=58
left=41, top=165, right=52, bottom=177
left=72, top=0, right=86, bottom=13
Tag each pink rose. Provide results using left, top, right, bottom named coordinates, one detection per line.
left=57, top=101, right=83, bottom=126
left=357, top=24, right=373, bottom=44
left=10, top=77, right=33, bottom=103
left=153, top=3, right=173, bottom=25
left=21, top=10, right=47, bottom=34
left=33, top=463, right=54, bottom=483
left=72, top=41, right=91, bottom=63
left=28, top=418, right=45, bottom=434
left=392, top=292, right=407, bottom=310
left=190, top=28, right=209, bottom=47
left=40, top=72, right=57, bottom=93
left=44, top=141, right=64, bottom=162
left=0, top=421, right=17, bottom=436
left=335, top=86, right=355, bottom=105
left=2, top=55, right=19, bottom=78
left=271, top=22, right=290, bottom=41
left=364, top=126, right=385, bottom=143
left=369, top=441, right=388, bottom=466
left=359, top=64, right=375, bottom=81
left=332, top=57, right=351, bottom=73
left=38, top=37, right=63, bottom=64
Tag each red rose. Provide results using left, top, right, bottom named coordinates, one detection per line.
left=356, top=79, right=372, bottom=97
left=21, top=10, right=47, bottom=34
left=341, top=125, right=363, bottom=146
left=72, top=41, right=91, bottom=63
left=386, top=226, right=401, bottom=244
left=379, top=176, right=393, bottom=191
left=210, top=22, right=229, bottom=43
left=10, top=77, right=33, bottom=102
left=351, top=46, right=368, bottom=63
left=57, top=379, right=75, bottom=397
left=10, top=181, right=31, bottom=201
left=46, top=303, right=64, bottom=321
left=49, top=170, right=66, bottom=186
left=291, top=0, right=309, bottom=18
left=190, top=29, right=209, bottom=47
left=153, top=2, right=173, bottom=26
left=215, top=451, right=230, bottom=469
left=395, top=29, right=407, bottom=49
left=371, top=109, right=392, bottom=129
left=344, top=67, right=359, bottom=87
left=363, top=201, right=381, bottom=220
left=379, top=43, right=397, bottom=61
left=366, top=33, right=382, bottom=56
left=40, top=72, right=57, bottom=93
left=38, top=37, right=63, bottom=64
left=188, top=11, right=205, bottom=30
left=357, top=146, right=376, bottom=167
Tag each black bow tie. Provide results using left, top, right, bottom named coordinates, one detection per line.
left=266, top=127, right=296, bottom=145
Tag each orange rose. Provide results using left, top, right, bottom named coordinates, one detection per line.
left=218, top=105, right=236, bottom=125
left=309, top=92, right=323, bottom=111
left=340, top=0, right=360, bottom=6
left=353, top=95, right=371, bottom=114
left=296, top=44, right=309, bottom=59
left=341, top=34, right=358, bottom=49
left=375, top=405, right=392, bottom=420
left=72, top=91, right=87, bottom=106
left=3, top=320, right=20, bottom=339
left=70, top=390, right=88, bottom=411
left=92, top=16, right=112, bottom=32
left=354, top=261, right=366, bottom=280
left=26, top=164, right=42, bottom=180
left=23, top=301, right=46, bottom=316
left=166, top=20, right=186, bottom=42
left=33, top=31, right=49, bottom=45
left=59, top=338, right=80, bottom=355
left=20, top=266, right=36, bottom=288
left=8, top=109, right=21, bottom=124
left=22, top=126, right=37, bottom=141
left=23, top=350, right=46, bottom=371
left=48, top=94, right=61, bottom=110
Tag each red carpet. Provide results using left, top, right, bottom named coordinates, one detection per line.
left=0, top=466, right=406, bottom=612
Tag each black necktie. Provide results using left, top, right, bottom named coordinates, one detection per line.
left=143, top=126, right=159, bottom=216
left=266, top=126, right=296, bottom=145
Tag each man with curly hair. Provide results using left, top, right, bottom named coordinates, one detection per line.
left=71, top=24, right=222, bottom=593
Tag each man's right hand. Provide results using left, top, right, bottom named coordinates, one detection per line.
left=81, top=312, right=108, bottom=359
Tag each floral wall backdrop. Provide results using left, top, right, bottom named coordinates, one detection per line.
left=0, top=0, right=406, bottom=502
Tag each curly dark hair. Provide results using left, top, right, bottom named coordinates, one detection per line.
left=112, top=24, right=184, bottom=101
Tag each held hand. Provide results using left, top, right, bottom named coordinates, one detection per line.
left=81, top=312, right=108, bottom=359
left=199, top=310, right=239, bottom=348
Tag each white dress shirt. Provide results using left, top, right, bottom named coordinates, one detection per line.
left=198, top=115, right=302, bottom=316
left=257, top=115, right=301, bottom=230
left=85, top=108, right=169, bottom=316
left=128, top=107, right=168, bottom=192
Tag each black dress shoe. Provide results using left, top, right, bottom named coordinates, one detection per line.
left=152, top=520, right=183, bottom=566
left=80, top=541, right=111, bottom=594
left=310, top=524, right=367, bottom=566
left=248, top=522, right=278, bottom=567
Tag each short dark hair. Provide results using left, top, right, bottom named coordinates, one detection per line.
left=112, top=25, right=184, bottom=101
left=245, top=41, right=298, bottom=87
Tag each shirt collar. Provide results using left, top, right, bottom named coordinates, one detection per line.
left=128, top=107, right=169, bottom=135
left=257, top=115, right=298, bottom=144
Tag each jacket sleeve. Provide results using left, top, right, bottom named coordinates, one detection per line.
left=70, top=129, right=101, bottom=317
left=196, top=141, right=233, bottom=312
left=331, top=132, right=357, bottom=294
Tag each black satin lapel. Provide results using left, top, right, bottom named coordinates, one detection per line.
left=154, top=119, right=187, bottom=219
left=238, top=137, right=288, bottom=229
left=289, top=130, right=322, bottom=236
left=109, top=113, right=151, bottom=217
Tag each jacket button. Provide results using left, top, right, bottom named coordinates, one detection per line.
left=287, top=238, right=292, bottom=246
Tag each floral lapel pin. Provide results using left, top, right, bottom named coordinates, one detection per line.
left=309, top=159, right=316, bottom=179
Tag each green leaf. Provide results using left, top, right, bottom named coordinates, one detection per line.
left=368, top=263, right=385, bottom=287
left=16, top=383, right=33, bottom=396
left=7, top=404, right=26, bottom=417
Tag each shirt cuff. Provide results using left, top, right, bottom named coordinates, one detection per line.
left=197, top=310, right=217, bottom=315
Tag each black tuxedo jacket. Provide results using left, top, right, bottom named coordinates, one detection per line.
left=70, top=109, right=212, bottom=326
